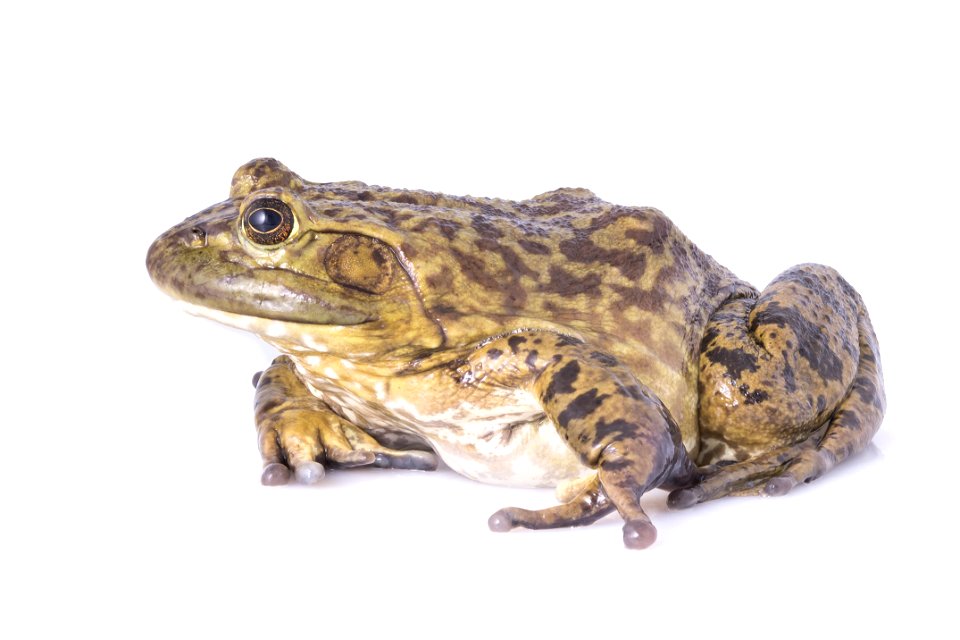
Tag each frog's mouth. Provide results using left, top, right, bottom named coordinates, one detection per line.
left=146, top=233, right=372, bottom=327
left=172, top=299, right=363, bottom=346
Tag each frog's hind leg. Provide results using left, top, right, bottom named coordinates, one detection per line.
left=671, top=264, right=885, bottom=507
left=488, top=475, right=615, bottom=531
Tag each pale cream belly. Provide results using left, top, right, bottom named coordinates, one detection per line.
left=426, top=416, right=591, bottom=488
left=296, top=364, right=591, bottom=489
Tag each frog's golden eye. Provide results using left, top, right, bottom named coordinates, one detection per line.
left=243, top=198, right=294, bottom=245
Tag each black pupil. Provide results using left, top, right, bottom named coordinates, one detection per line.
left=249, top=208, right=282, bottom=233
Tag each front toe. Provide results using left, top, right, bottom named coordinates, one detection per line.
left=261, top=462, right=291, bottom=486
left=294, top=461, right=326, bottom=484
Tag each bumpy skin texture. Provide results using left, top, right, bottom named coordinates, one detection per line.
left=146, top=158, right=885, bottom=549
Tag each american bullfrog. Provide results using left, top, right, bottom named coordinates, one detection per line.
left=146, top=158, right=885, bottom=549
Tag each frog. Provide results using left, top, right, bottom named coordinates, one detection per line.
left=146, top=158, right=885, bottom=549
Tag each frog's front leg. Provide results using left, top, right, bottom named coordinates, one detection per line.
left=479, top=335, right=698, bottom=549
left=254, top=356, right=438, bottom=485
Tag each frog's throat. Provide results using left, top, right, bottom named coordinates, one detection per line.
left=175, top=300, right=351, bottom=352
left=173, top=300, right=432, bottom=360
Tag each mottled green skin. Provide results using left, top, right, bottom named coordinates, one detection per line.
left=147, top=158, right=885, bottom=548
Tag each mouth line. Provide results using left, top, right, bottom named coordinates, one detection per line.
left=174, top=299, right=372, bottom=331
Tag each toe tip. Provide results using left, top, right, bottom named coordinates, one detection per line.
left=488, top=510, right=514, bottom=532
left=294, top=461, right=326, bottom=484
left=764, top=476, right=797, bottom=496
left=261, top=463, right=291, bottom=486
left=667, top=487, right=701, bottom=509
left=622, top=520, right=657, bottom=549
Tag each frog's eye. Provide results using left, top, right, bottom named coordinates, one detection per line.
left=242, top=198, right=294, bottom=245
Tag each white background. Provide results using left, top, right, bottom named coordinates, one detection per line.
left=3, top=1, right=956, bottom=637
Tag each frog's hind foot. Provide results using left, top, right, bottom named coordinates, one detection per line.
left=683, top=264, right=886, bottom=508
left=667, top=436, right=820, bottom=507
left=488, top=475, right=615, bottom=532
left=673, top=288, right=886, bottom=508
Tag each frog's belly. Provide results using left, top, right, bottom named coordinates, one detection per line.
left=426, top=415, right=591, bottom=488
left=302, top=375, right=590, bottom=489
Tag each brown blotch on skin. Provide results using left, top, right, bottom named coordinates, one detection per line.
left=539, top=265, right=603, bottom=296
left=591, top=418, right=638, bottom=448
left=524, top=350, right=540, bottom=371
left=590, top=351, right=619, bottom=367
left=752, top=300, right=846, bottom=383
left=449, top=246, right=502, bottom=291
left=558, top=235, right=647, bottom=282
left=411, top=217, right=461, bottom=241
left=471, top=215, right=505, bottom=240
left=738, top=384, right=769, bottom=405
left=557, top=389, right=610, bottom=428
left=494, top=244, right=538, bottom=279
left=554, top=335, right=584, bottom=348
left=507, top=335, right=527, bottom=354
left=704, top=346, right=760, bottom=380
left=517, top=238, right=551, bottom=255
left=543, top=360, right=581, bottom=401
left=854, top=377, right=879, bottom=408
left=426, top=269, right=455, bottom=291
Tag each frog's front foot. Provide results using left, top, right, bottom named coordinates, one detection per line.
left=254, top=357, right=438, bottom=486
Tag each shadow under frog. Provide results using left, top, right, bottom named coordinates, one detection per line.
left=146, top=158, right=885, bottom=549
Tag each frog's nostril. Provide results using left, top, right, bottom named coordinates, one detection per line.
left=178, top=226, right=207, bottom=247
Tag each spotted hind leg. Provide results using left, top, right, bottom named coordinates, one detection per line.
left=671, top=264, right=885, bottom=507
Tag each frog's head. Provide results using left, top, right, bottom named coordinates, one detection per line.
left=146, top=158, right=444, bottom=360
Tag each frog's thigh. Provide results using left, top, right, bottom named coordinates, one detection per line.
left=683, top=264, right=885, bottom=504
left=764, top=310, right=884, bottom=496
